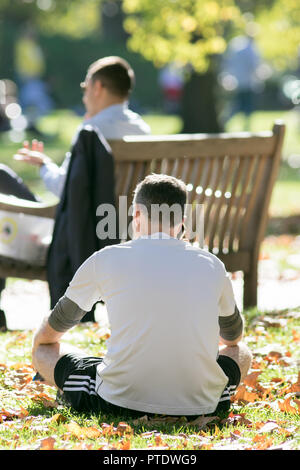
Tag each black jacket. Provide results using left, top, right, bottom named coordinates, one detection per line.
left=47, top=125, right=118, bottom=309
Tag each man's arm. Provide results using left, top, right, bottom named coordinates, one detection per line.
left=218, top=271, right=244, bottom=346
left=219, top=305, right=244, bottom=346
left=32, top=295, right=87, bottom=354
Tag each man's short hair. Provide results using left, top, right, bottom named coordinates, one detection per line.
left=81, top=56, right=135, bottom=98
left=133, top=174, right=187, bottom=227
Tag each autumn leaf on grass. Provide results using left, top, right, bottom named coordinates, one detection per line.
left=187, top=415, right=218, bottom=429
left=143, top=415, right=188, bottom=426
left=119, top=439, right=131, bottom=450
left=283, top=372, right=300, bottom=395
left=243, top=371, right=262, bottom=389
left=67, top=421, right=102, bottom=440
left=153, top=433, right=169, bottom=448
left=0, top=406, right=29, bottom=421
left=292, top=330, right=300, bottom=342
left=116, top=422, right=133, bottom=436
left=232, top=385, right=259, bottom=405
left=39, top=437, right=56, bottom=450
left=221, top=412, right=252, bottom=427
left=50, top=413, right=67, bottom=425
left=278, top=397, right=299, bottom=415
left=252, top=434, right=274, bottom=450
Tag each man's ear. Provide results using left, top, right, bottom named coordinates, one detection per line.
left=93, top=79, right=103, bottom=96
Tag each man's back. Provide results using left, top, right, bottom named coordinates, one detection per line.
left=65, top=234, right=236, bottom=415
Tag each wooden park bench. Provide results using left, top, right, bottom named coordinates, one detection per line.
left=0, top=121, right=285, bottom=309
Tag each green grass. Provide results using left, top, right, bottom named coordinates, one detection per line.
left=0, top=307, right=299, bottom=450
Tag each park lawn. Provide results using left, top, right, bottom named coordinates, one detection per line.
left=0, top=305, right=299, bottom=450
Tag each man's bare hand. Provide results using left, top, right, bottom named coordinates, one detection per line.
left=13, top=139, right=52, bottom=167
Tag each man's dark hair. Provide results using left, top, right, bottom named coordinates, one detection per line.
left=133, top=174, right=187, bottom=227
left=81, top=56, right=135, bottom=98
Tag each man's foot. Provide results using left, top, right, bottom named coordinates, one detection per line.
left=0, top=309, right=7, bottom=332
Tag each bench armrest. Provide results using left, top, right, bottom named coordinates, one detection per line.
left=0, top=194, right=58, bottom=219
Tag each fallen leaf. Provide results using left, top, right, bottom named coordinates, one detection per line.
left=39, top=437, right=56, bottom=450
left=243, top=371, right=262, bottom=388
left=284, top=372, right=300, bottom=395
left=221, top=412, right=252, bottom=427
left=253, top=434, right=273, bottom=450
left=119, top=439, right=131, bottom=450
left=278, top=398, right=299, bottom=414
left=187, top=415, right=218, bottom=429
left=67, top=421, right=101, bottom=440
left=116, top=422, right=133, bottom=436
left=292, top=330, right=300, bottom=342
left=132, top=415, right=148, bottom=426
left=233, top=385, right=259, bottom=404
left=50, top=413, right=67, bottom=424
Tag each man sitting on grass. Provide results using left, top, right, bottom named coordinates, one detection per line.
left=32, top=174, right=252, bottom=418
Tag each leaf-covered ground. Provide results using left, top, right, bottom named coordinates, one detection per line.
left=0, top=304, right=299, bottom=451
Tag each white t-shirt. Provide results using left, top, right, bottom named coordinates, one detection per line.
left=40, top=102, right=151, bottom=198
left=65, top=234, right=237, bottom=416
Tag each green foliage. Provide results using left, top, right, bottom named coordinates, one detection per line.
left=256, top=1, right=300, bottom=70
left=121, top=0, right=300, bottom=74
left=123, top=0, right=243, bottom=72
left=0, top=0, right=100, bottom=37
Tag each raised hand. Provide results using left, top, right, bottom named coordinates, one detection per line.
left=14, top=139, right=51, bottom=167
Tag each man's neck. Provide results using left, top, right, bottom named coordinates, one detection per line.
left=91, top=96, right=126, bottom=116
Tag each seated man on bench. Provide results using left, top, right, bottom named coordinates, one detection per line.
left=31, top=174, right=252, bottom=418
left=0, top=56, right=150, bottom=326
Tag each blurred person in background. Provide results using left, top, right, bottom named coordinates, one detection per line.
left=14, top=25, right=53, bottom=134
left=158, top=63, right=184, bottom=114
left=219, top=22, right=263, bottom=130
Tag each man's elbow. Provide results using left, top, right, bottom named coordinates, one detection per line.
left=220, top=332, right=243, bottom=347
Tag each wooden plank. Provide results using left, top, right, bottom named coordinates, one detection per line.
left=228, top=156, right=256, bottom=251
left=0, top=195, right=57, bottom=219
left=218, top=157, right=247, bottom=252
left=208, top=156, right=236, bottom=252
left=109, top=134, right=276, bottom=161
left=239, top=154, right=269, bottom=249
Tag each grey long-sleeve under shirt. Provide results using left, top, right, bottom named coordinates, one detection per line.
left=48, top=295, right=87, bottom=332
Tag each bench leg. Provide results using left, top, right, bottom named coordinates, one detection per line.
left=0, top=309, right=7, bottom=332
left=243, top=260, right=258, bottom=309
left=0, top=278, right=7, bottom=331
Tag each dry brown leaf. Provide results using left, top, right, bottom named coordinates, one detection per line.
left=221, top=412, right=252, bottom=427
left=132, top=415, right=148, bottom=426
left=233, top=385, right=259, bottom=404
left=278, top=397, right=299, bottom=414
left=119, top=439, right=131, bottom=450
left=284, top=372, right=300, bottom=395
left=101, top=423, right=116, bottom=436
left=292, top=330, right=300, bottom=342
left=67, top=421, right=101, bottom=440
left=116, top=422, right=133, bottom=436
left=50, top=413, right=67, bottom=424
left=243, top=371, right=262, bottom=388
left=253, top=434, right=274, bottom=450
left=187, top=415, right=218, bottom=429
left=39, top=437, right=56, bottom=450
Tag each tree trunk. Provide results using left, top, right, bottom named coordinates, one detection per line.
left=181, top=67, right=222, bottom=134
